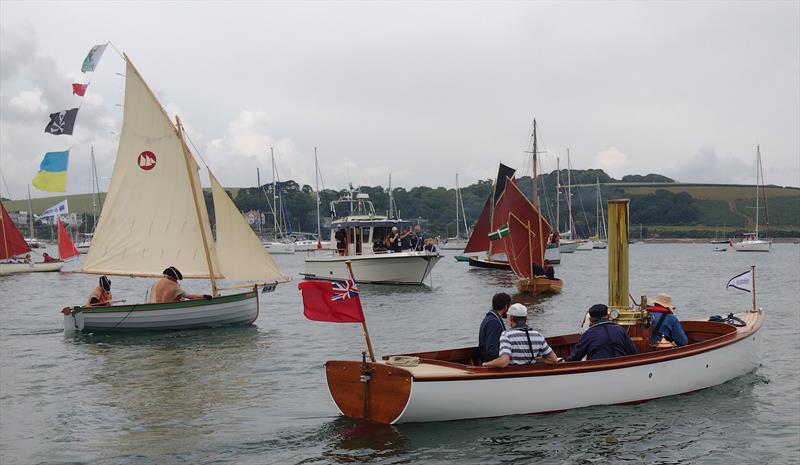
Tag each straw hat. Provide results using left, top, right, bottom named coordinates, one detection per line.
left=650, top=293, right=675, bottom=310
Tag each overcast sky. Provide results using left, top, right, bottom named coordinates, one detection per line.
left=1, top=1, right=798, bottom=200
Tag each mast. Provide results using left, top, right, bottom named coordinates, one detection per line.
left=454, top=174, right=460, bottom=238
left=271, top=147, right=278, bottom=238
left=556, top=157, right=561, bottom=233
left=531, top=119, right=544, bottom=265
left=388, top=174, right=394, bottom=219
left=460, top=177, right=469, bottom=237
left=90, top=147, right=98, bottom=232
left=257, top=167, right=262, bottom=236
left=27, top=185, right=34, bottom=241
left=754, top=147, right=759, bottom=237
left=567, top=149, right=574, bottom=240
left=176, top=116, right=218, bottom=295
left=315, top=147, right=322, bottom=246
left=758, top=147, right=771, bottom=239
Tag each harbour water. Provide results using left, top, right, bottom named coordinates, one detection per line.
left=1, top=244, right=798, bottom=464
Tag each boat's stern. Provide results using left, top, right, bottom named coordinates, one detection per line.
left=325, top=360, right=413, bottom=424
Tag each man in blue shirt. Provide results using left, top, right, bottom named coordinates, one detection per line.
left=647, top=293, right=689, bottom=347
left=478, top=293, right=511, bottom=362
left=482, top=303, right=559, bottom=367
left=567, top=304, right=637, bottom=361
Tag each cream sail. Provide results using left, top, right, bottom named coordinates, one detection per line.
left=211, top=173, right=287, bottom=283
left=81, top=58, right=222, bottom=279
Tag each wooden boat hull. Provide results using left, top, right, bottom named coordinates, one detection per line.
left=303, top=251, right=441, bottom=285
left=325, top=311, right=763, bottom=424
left=63, top=290, right=258, bottom=333
left=0, top=261, right=64, bottom=274
left=467, top=257, right=511, bottom=270
left=517, top=277, right=563, bottom=294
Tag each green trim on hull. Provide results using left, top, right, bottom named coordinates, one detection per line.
left=70, top=291, right=257, bottom=315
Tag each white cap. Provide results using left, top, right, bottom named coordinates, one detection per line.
left=392, top=226, right=398, bottom=231
left=508, top=303, right=528, bottom=318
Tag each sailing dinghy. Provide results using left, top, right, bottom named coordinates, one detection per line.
left=62, top=55, right=288, bottom=333
left=324, top=199, right=763, bottom=424
left=0, top=201, right=64, bottom=274
left=463, top=164, right=516, bottom=271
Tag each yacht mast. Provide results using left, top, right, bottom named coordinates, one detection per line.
left=454, top=173, right=460, bottom=238
left=556, top=157, right=561, bottom=233
left=315, top=147, right=321, bottom=247
left=754, top=146, right=760, bottom=238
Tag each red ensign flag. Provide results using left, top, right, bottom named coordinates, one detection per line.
left=299, top=280, right=365, bottom=323
left=72, top=83, right=87, bottom=97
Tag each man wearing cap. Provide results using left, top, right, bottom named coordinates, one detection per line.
left=567, top=304, right=637, bottom=362
left=149, top=266, right=210, bottom=303
left=482, top=303, right=559, bottom=367
left=86, top=276, right=112, bottom=307
left=478, top=293, right=511, bottom=363
left=646, top=293, right=688, bottom=347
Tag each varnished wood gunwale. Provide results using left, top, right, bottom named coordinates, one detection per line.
left=385, top=317, right=762, bottom=382
left=517, top=277, right=563, bottom=294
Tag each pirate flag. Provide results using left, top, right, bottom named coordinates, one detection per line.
left=44, top=108, right=78, bottom=135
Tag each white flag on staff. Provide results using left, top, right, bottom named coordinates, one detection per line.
left=726, top=269, right=752, bottom=293
left=39, top=199, right=69, bottom=218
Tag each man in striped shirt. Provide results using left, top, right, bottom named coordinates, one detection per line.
left=482, top=304, right=560, bottom=367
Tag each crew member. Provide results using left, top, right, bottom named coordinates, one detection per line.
left=149, top=266, right=211, bottom=303
left=482, top=303, right=560, bottom=367
left=87, top=276, right=113, bottom=307
left=567, top=304, right=637, bottom=361
left=478, top=293, right=511, bottom=362
left=647, top=293, right=689, bottom=347
left=42, top=253, right=56, bottom=263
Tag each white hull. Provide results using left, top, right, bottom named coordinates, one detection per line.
left=295, top=240, right=332, bottom=252
left=439, top=239, right=468, bottom=250
left=75, top=242, right=91, bottom=253
left=576, top=240, right=594, bottom=251
left=544, top=245, right=561, bottom=264
left=0, top=261, right=64, bottom=274
left=592, top=240, right=607, bottom=249
left=263, top=241, right=296, bottom=254
left=559, top=241, right=580, bottom=253
left=733, top=240, right=770, bottom=252
left=64, top=291, right=258, bottom=333
left=303, top=251, right=442, bottom=284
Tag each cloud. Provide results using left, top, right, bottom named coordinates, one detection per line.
left=8, top=88, right=46, bottom=114
left=669, top=146, right=752, bottom=184
left=593, top=147, right=630, bottom=179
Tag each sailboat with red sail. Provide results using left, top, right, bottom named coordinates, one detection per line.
left=57, top=217, right=79, bottom=261
left=463, top=164, right=515, bottom=270
left=0, top=200, right=64, bottom=274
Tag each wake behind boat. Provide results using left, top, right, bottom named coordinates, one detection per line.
left=323, top=199, right=764, bottom=424
left=62, top=55, right=288, bottom=333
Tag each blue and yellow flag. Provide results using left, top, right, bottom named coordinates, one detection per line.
left=32, top=150, right=69, bottom=192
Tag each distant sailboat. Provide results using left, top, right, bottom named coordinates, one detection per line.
left=63, top=54, right=288, bottom=333
left=0, top=200, right=63, bottom=274
left=591, top=178, right=607, bottom=249
left=733, top=146, right=771, bottom=252
left=57, top=217, right=79, bottom=261
left=441, top=174, right=470, bottom=250
left=463, top=164, right=515, bottom=270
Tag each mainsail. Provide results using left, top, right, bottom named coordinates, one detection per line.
left=463, top=163, right=516, bottom=254
left=495, top=180, right=552, bottom=279
left=0, top=201, right=31, bottom=260
left=57, top=218, right=80, bottom=261
left=81, top=57, right=222, bottom=279
left=211, top=173, right=288, bottom=283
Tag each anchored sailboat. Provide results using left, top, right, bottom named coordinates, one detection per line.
left=0, top=200, right=65, bottom=274
left=441, top=174, right=470, bottom=250
left=62, top=55, right=288, bottom=333
left=733, top=146, right=771, bottom=252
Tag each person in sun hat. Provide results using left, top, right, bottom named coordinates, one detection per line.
left=482, top=303, right=560, bottom=367
left=148, top=266, right=211, bottom=303
left=86, top=276, right=113, bottom=307
left=567, top=304, right=637, bottom=362
left=646, top=293, right=688, bottom=348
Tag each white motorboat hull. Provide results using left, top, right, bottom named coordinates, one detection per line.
left=733, top=240, right=771, bottom=252
left=592, top=241, right=607, bottom=249
left=263, top=241, right=296, bottom=254
left=559, top=241, right=580, bottom=253
left=295, top=240, right=332, bottom=252
left=75, top=242, right=91, bottom=253
left=544, top=245, right=561, bottom=264
left=439, top=239, right=468, bottom=250
left=0, top=261, right=64, bottom=274
left=63, top=290, right=259, bottom=333
left=576, top=240, right=594, bottom=251
left=326, top=311, right=762, bottom=424
left=303, top=251, right=442, bottom=284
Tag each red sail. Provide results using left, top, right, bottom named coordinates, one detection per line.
left=463, top=197, right=491, bottom=253
left=494, top=181, right=552, bottom=279
left=57, top=218, right=79, bottom=261
left=0, top=200, right=31, bottom=259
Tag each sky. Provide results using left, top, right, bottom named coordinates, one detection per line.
left=1, top=1, right=798, bottom=200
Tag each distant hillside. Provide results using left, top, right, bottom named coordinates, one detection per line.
left=4, top=170, right=799, bottom=238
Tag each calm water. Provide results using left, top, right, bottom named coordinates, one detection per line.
left=1, top=244, right=798, bottom=465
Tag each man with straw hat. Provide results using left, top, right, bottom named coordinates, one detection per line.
left=646, top=293, right=688, bottom=348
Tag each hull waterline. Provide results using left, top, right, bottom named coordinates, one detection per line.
left=303, top=252, right=441, bottom=285
left=0, top=261, right=64, bottom=274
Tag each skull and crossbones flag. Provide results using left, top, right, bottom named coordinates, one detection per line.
left=44, top=108, right=79, bottom=135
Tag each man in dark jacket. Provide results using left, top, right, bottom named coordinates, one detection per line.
left=567, top=304, right=637, bottom=361
left=478, top=293, right=511, bottom=362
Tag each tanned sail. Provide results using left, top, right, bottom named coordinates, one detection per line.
left=57, top=218, right=79, bottom=261
left=495, top=179, right=552, bottom=279
left=0, top=201, right=31, bottom=259
left=463, top=163, right=516, bottom=254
